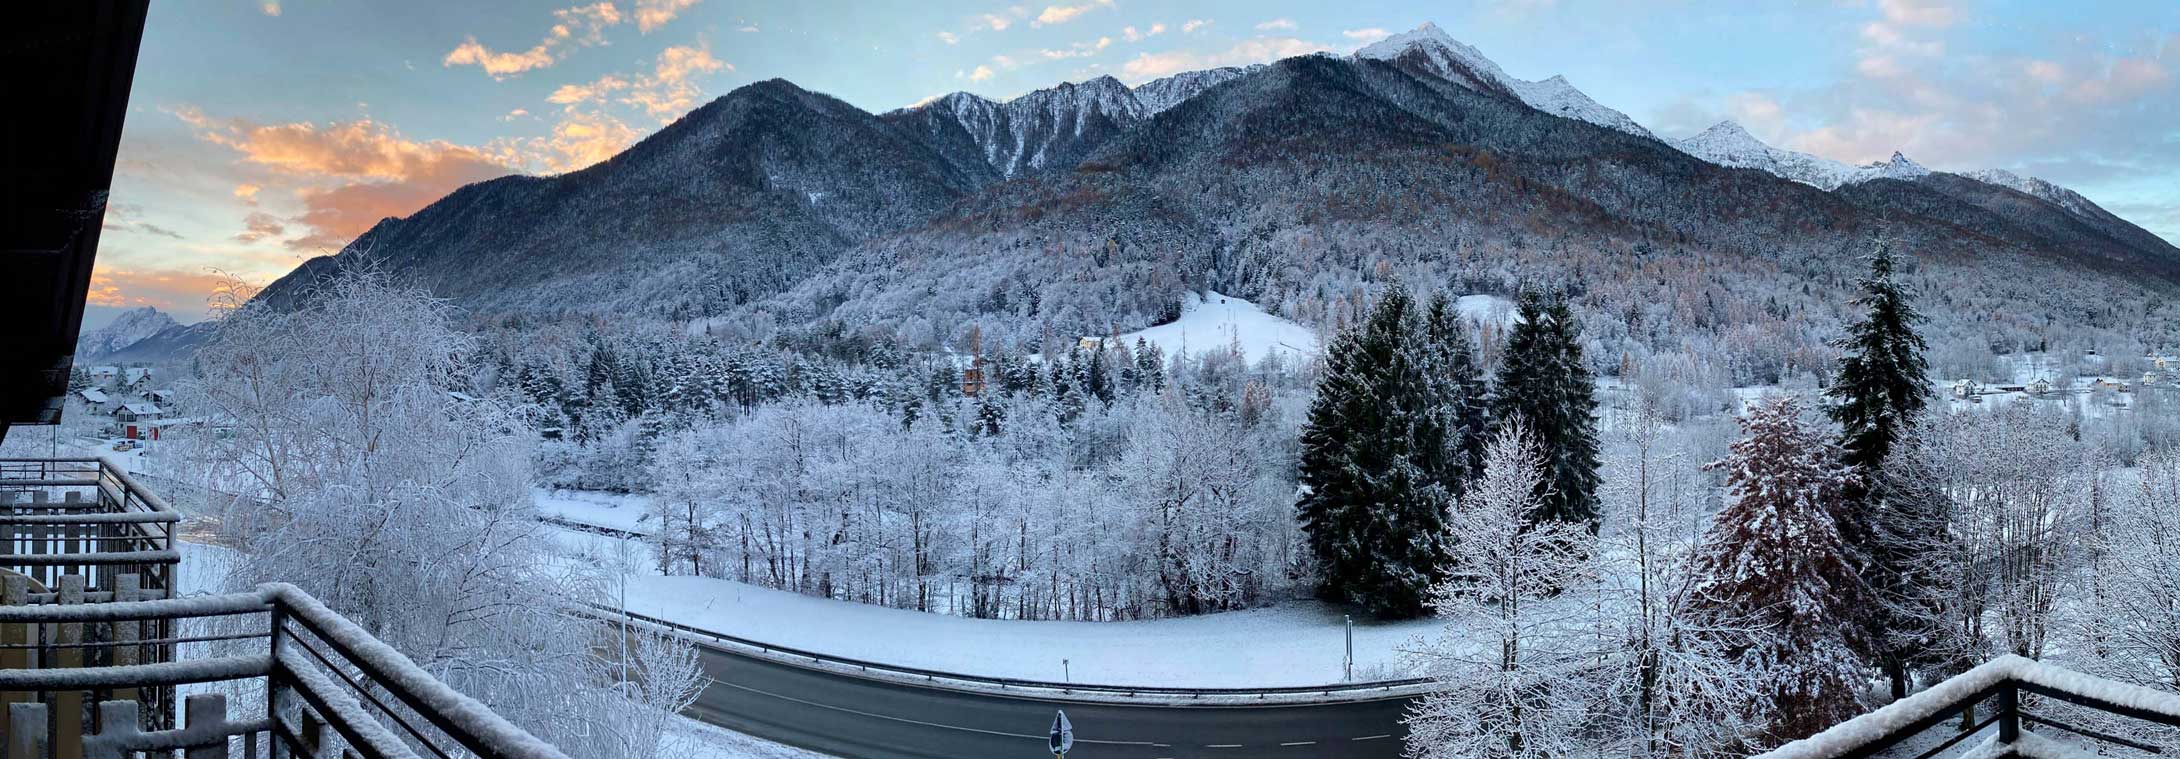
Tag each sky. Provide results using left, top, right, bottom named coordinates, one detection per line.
left=91, top=0, right=2180, bottom=327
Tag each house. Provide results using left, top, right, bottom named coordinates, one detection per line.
left=2090, top=378, right=2130, bottom=393
left=150, top=389, right=177, bottom=405
left=2144, top=371, right=2163, bottom=385
left=1950, top=379, right=1982, bottom=399
left=2026, top=378, right=2054, bottom=395
left=113, top=402, right=163, bottom=440
left=121, top=367, right=151, bottom=388
left=112, top=402, right=161, bottom=423
left=89, top=366, right=119, bottom=383
left=77, top=388, right=110, bottom=408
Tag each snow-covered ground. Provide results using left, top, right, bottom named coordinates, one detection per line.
left=610, top=574, right=1436, bottom=687
left=536, top=487, right=655, bottom=534
left=1455, top=294, right=1517, bottom=327
left=1111, top=291, right=1319, bottom=363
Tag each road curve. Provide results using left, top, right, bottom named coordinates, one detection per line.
left=684, top=642, right=1419, bottom=758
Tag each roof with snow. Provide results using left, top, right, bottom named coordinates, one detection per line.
left=116, top=402, right=160, bottom=416
left=77, top=388, right=108, bottom=404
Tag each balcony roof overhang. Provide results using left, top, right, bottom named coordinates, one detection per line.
left=0, top=2, right=152, bottom=441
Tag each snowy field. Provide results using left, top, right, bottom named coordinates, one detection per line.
left=610, top=574, right=1437, bottom=687
left=1111, top=291, right=1320, bottom=362
left=536, top=487, right=655, bottom=534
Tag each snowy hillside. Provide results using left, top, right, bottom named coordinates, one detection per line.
left=1111, top=291, right=1319, bottom=362
left=1963, top=168, right=2109, bottom=222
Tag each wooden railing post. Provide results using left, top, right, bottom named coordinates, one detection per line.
left=1998, top=681, right=2021, bottom=744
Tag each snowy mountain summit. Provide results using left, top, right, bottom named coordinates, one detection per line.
left=1671, top=121, right=1940, bottom=190
left=74, top=306, right=179, bottom=360
left=1354, top=23, right=1655, bottom=138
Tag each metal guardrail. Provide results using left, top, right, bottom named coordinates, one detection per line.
left=1756, top=655, right=2180, bottom=759
left=594, top=603, right=1433, bottom=700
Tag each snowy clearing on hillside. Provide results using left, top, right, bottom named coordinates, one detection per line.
left=536, top=487, right=654, bottom=534
left=1455, top=294, right=1517, bottom=327
left=612, top=574, right=1437, bottom=687
left=1111, top=291, right=1319, bottom=362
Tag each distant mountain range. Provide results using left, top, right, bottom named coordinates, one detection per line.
left=255, top=23, right=2180, bottom=362
left=74, top=306, right=207, bottom=364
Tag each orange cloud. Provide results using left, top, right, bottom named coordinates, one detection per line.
left=634, top=0, right=701, bottom=33
left=443, top=2, right=626, bottom=78
left=176, top=109, right=514, bottom=251
left=235, top=212, right=286, bottom=243
left=85, top=267, right=250, bottom=314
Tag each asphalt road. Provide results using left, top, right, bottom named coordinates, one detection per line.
left=685, top=643, right=1420, bottom=759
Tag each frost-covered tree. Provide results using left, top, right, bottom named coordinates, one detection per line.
left=1407, top=423, right=1596, bottom=759
left=1296, top=286, right=1451, bottom=618
left=1489, top=291, right=1601, bottom=532
left=1687, top=395, right=1872, bottom=744
left=178, top=270, right=699, bottom=759
left=1598, top=401, right=1760, bottom=757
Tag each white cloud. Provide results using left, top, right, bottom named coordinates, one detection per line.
left=1342, top=27, right=1390, bottom=43
left=981, top=13, right=1012, bottom=31
left=1035, top=0, right=1113, bottom=27
left=1255, top=18, right=1297, bottom=32
left=969, top=65, right=996, bottom=81
left=937, top=31, right=960, bottom=45
left=1181, top=19, right=1211, bottom=33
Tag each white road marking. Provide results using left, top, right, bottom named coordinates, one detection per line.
left=1353, top=734, right=1393, bottom=740
left=1280, top=741, right=1317, bottom=746
left=1206, top=744, right=1244, bottom=749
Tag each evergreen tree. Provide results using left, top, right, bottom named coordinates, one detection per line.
left=1295, top=286, right=1452, bottom=618
left=1489, top=292, right=1602, bottom=531
left=1689, top=396, right=1873, bottom=744
left=1824, top=237, right=1931, bottom=699
left=1418, top=294, right=1490, bottom=499
left=1826, top=237, right=1930, bottom=477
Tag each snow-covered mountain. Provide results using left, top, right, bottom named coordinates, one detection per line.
left=1671, top=121, right=1943, bottom=191
left=1963, top=169, right=2104, bottom=221
left=1354, top=22, right=1654, bottom=138
left=74, top=306, right=177, bottom=359
left=887, top=76, right=1147, bottom=179
left=1133, top=66, right=1259, bottom=115
left=1671, top=121, right=1866, bottom=190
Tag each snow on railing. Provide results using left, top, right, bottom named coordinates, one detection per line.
left=0, top=456, right=179, bottom=597
left=1754, top=655, right=2180, bottom=759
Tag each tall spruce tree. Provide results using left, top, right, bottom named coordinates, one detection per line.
left=1825, top=237, right=1932, bottom=700
left=1827, top=238, right=1930, bottom=476
left=1419, top=294, right=1490, bottom=499
left=1690, top=395, right=1874, bottom=744
left=1489, top=292, right=1602, bottom=531
left=1296, top=287, right=1452, bottom=618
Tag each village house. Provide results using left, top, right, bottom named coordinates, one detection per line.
left=121, top=367, right=152, bottom=389
left=76, top=387, right=110, bottom=410
left=112, top=401, right=163, bottom=440
left=89, top=365, right=118, bottom=383
left=2026, top=378, right=2054, bottom=395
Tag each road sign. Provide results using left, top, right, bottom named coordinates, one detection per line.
left=1049, top=709, right=1074, bottom=756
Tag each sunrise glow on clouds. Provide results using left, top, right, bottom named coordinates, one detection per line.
left=99, top=0, right=2178, bottom=326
